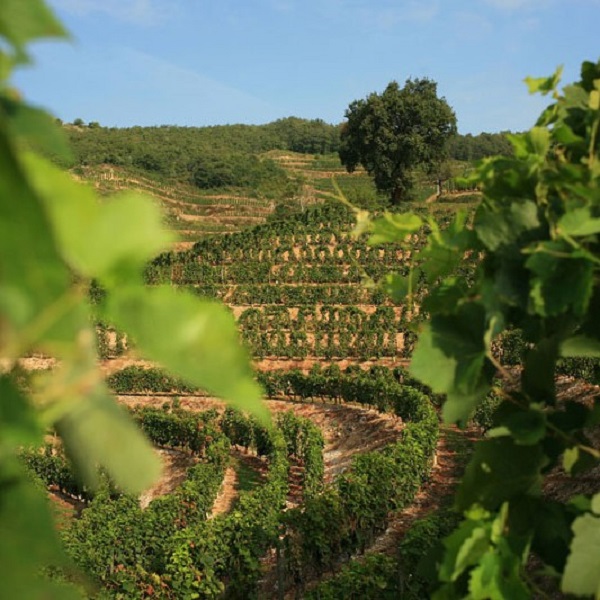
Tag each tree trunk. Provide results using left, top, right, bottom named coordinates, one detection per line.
left=391, top=187, right=402, bottom=205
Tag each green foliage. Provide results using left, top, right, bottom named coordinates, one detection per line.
left=305, top=554, right=399, bottom=599
left=350, top=61, right=600, bottom=597
left=0, top=4, right=266, bottom=597
left=48, top=407, right=287, bottom=598
left=188, top=152, right=294, bottom=198
left=277, top=410, right=324, bottom=498
left=448, top=132, right=514, bottom=162
left=107, top=365, right=195, bottom=395
left=339, top=78, right=457, bottom=204
left=307, top=510, right=460, bottom=600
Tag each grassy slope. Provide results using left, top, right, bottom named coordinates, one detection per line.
left=74, top=151, right=466, bottom=247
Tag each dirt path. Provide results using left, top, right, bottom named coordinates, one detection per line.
left=209, top=465, right=238, bottom=518
left=363, top=425, right=476, bottom=557
left=267, top=399, right=405, bottom=485
left=274, top=425, right=478, bottom=599
left=140, top=448, right=198, bottom=509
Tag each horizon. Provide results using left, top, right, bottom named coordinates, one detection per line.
left=14, top=0, right=599, bottom=135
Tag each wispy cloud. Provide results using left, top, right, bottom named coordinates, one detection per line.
left=50, top=0, right=171, bottom=26
left=483, top=0, right=554, bottom=10
left=104, top=46, right=279, bottom=125
left=318, top=0, right=440, bottom=30
left=269, top=0, right=296, bottom=13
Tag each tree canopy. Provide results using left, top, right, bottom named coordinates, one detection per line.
left=339, top=78, right=457, bottom=203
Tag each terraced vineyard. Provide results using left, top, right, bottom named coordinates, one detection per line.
left=88, top=201, right=474, bottom=372
left=73, top=152, right=456, bottom=249
left=25, top=365, right=444, bottom=599
left=75, top=164, right=280, bottom=245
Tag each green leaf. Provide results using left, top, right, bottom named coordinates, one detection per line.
left=351, top=209, right=372, bottom=238
left=559, top=207, right=600, bottom=237
left=526, top=242, right=594, bottom=317
left=0, top=95, right=72, bottom=160
left=0, top=131, right=73, bottom=352
left=383, top=273, right=409, bottom=302
left=523, top=498, right=574, bottom=572
left=552, top=123, right=584, bottom=145
left=0, top=0, right=67, bottom=61
left=420, top=240, right=461, bottom=281
left=504, top=409, right=546, bottom=445
left=420, top=211, right=475, bottom=281
left=591, top=493, right=600, bottom=516
left=367, top=212, right=422, bottom=246
left=0, top=375, right=41, bottom=449
left=563, top=447, right=579, bottom=474
left=0, top=458, right=79, bottom=599
left=524, top=66, right=563, bottom=96
left=22, top=155, right=173, bottom=284
left=422, top=277, right=469, bottom=315
left=106, top=286, right=268, bottom=423
left=456, top=438, right=545, bottom=511
left=410, top=302, right=491, bottom=425
left=569, top=495, right=591, bottom=513
left=56, top=382, right=161, bottom=494
left=475, top=199, right=540, bottom=252
left=522, top=338, right=558, bottom=404
left=529, top=127, right=551, bottom=157
left=468, top=546, right=529, bottom=600
left=562, top=513, right=600, bottom=596
left=439, top=520, right=491, bottom=582
left=562, top=445, right=598, bottom=476
left=561, top=335, right=600, bottom=358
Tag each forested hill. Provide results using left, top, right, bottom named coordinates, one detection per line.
left=57, top=117, right=514, bottom=176
left=50, top=118, right=511, bottom=242
left=56, top=117, right=342, bottom=173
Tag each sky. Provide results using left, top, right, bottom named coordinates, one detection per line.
left=13, top=0, right=600, bottom=134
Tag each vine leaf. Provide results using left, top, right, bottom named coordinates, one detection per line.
left=474, top=199, right=540, bottom=253
left=106, top=286, right=268, bottom=423
left=559, top=207, right=600, bottom=237
left=0, top=132, right=73, bottom=352
left=367, top=212, right=422, bottom=246
left=561, top=335, right=600, bottom=358
left=410, top=302, right=490, bottom=425
left=503, top=409, right=546, bottom=445
left=524, top=66, right=563, bottom=96
left=23, top=155, right=173, bottom=284
left=526, top=242, right=594, bottom=317
left=55, top=381, right=161, bottom=494
left=383, top=273, right=410, bottom=302
left=0, top=0, right=67, bottom=60
left=0, top=459, right=79, bottom=599
left=0, top=95, right=72, bottom=160
left=438, top=519, right=491, bottom=582
left=420, top=211, right=474, bottom=281
left=468, top=545, right=529, bottom=600
left=456, top=438, right=545, bottom=511
left=0, top=375, right=41, bottom=449
left=562, top=512, right=600, bottom=596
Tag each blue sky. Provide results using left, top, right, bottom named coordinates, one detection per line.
left=14, top=0, right=599, bottom=134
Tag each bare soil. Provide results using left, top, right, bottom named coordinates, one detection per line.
left=140, top=447, right=199, bottom=509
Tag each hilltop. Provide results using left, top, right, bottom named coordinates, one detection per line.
left=55, top=119, right=509, bottom=245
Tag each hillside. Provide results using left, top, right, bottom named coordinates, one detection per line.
left=58, top=120, right=506, bottom=245
left=90, top=199, right=479, bottom=373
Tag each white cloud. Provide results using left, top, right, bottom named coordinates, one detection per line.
left=50, top=0, right=171, bottom=25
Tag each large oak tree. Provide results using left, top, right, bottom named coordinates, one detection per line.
left=339, top=78, right=457, bottom=204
